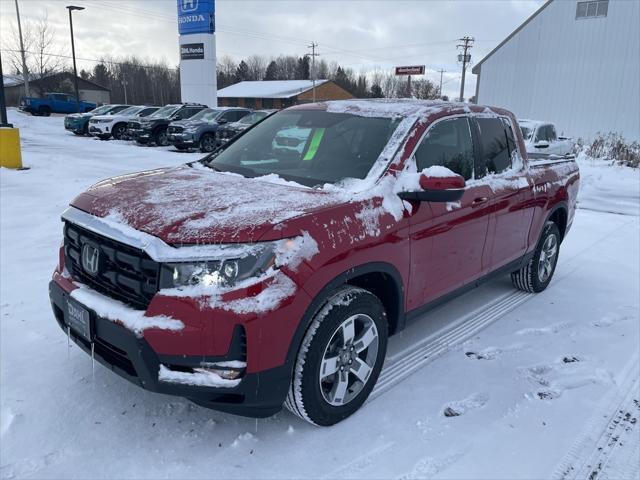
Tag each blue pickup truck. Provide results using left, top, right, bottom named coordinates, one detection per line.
left=19, top=93, right=96, bottom=116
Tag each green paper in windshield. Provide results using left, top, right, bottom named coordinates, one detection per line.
left=303, top=128, right=325, bottom=161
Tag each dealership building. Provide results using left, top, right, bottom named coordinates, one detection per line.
left=217, top=80, right=354, bottom=109
left=473, top=0, right=639, bottom=141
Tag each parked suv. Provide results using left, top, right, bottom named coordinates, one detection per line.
left=216, top=110, right=276, bottom=146
left=64, top=104, right=130, bottom=136
left=128, top=103, right=207, bottom=146
left=49, top=100, right=579, bottom=426
left=167, top=107, right=251, bottom=152
left=88, top=106, right=159, bottom=140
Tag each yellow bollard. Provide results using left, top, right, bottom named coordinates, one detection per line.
left=0, top=127, right=23, bottom=169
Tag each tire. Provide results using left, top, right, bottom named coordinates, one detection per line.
left=199, top=133, right=217, bottom=153
left=285, top=286, right=388, bottom=426
left=39, top=106, right=51, bottom=117
left=153, top=128, right=169, bottom=146
left=112, top=123, right=127, bottom=140
left=511, top=221, right=561, bottom=293
left=174, top=145, right=188, bottom=151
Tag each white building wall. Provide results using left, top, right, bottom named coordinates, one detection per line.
left=476, top=0, right=639, bottom=141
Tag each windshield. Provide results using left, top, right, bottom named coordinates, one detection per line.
left=239, top=111, right=268, bottom=125
left=189, top=108, right=223, bottom=122
left=118, top=106, right=143, bottom=116
left=205, top=110, right=401, bottom=187
left=520, top=125, right=533, bottom=140
left=148, top=105, right=180, bottom=118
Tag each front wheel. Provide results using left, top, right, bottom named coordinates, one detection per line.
left=112, top=123, right=127, bottom=140
left=153, top=128, right=169, bottom=146
left=199, top=133, right=217, bottom=153
left=285, top=286, right=388, bottom=426
left=512, top=221, right=560, bottom=293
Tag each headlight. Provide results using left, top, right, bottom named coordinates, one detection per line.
left=184, top=127, right=198, bottom=134
left=95, top=119, right=112, bottom=124
left=162, top=245, right=276, bottom=289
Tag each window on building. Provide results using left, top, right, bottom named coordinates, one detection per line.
left=576, top=0, right=608, bottom=19
left=414, top=117, right=474, bottom=180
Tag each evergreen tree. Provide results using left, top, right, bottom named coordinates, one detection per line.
left=370, top=84, right=384, bottom=98
left=235, top=60, right=250, bottom=82
left=264, top=61, right=278, bottom=80
left=296, top=55, right=310, bottom=80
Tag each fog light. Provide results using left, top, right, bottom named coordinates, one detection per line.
left=199, top=361, right=246, bottom=380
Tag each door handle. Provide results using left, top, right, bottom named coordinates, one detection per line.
left=471, top=197, right=488, bottom=206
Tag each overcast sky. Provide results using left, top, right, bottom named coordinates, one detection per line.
left=0, top=0, right=544, bottom=99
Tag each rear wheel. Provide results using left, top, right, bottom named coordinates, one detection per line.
left=285, top=286, right=388, bottom=426
left=153, top=128, right=168, bottom=146
left=512, top=221, right=560, bottom=293
left=39, top=106, right=51, bottom=117
left=199, top=133, right=217, bottom=153
left=112, top=123, right=127, bottom=140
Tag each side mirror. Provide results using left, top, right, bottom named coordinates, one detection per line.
left=399, top=172, right=466, bottom=203
left=217, top=118, right=228, bottom=124
left=534, top=141, right=549, bottom=149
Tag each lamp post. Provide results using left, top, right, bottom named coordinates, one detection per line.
left=66, top=5, right=84, bottom=113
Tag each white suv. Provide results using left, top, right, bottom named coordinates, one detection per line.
left=89, top=106, right=158, bottom=140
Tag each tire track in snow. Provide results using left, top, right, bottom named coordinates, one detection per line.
left=551, top=352, right=639, bottom=480
left=372, top=214, right=637, bottom=400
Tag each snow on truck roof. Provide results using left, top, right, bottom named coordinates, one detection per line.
left=217, top=80, right=330, bottom=99
left=288, top=99, right=512, bottom=119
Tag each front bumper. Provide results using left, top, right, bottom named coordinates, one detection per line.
left=65, top=119, right=86, bottom=133
left=129, top=128, right=152, bottom=143
left=49, top=278, right=291, bottom=417
left=88, top=124, right=112, bottom=136
left=168, top=132, right=197, bottom=147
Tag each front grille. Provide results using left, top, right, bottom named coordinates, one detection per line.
left=168, top=125, right=183, bottom=134
left=64, top=221, right=160, bottom=309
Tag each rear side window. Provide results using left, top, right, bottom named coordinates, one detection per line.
left=476, top=118, right=512, bottom=175
left=414, top=117, right=474, bottom=180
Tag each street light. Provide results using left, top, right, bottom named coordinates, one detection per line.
left=66, top=5, right=84, bottom=113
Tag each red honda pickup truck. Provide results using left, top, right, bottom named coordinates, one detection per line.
left=49, top=100, right=579, bottom=426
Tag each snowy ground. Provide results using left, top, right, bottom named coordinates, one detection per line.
left=1, top=109, right=639, bottom=479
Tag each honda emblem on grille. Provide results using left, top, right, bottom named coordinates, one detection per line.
left=81, top=244, right=100, bottom=276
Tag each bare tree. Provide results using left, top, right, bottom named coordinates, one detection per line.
left=245, top=54, right=266, bottom=81
left=7, top=11, right=65, bottom=91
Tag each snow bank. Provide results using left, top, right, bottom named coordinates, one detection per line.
left=70, top=284, right=184, bottom=336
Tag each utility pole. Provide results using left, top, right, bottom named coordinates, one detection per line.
left=14, top=0, right=29, bottom=99
left=307, top=42, right=319, bottom=102
left=66, top=5, right=85, bottom=113
left=0, top=50, right=11, bottom=127
left=457, top=36, right=474, bottom=102
left=437, top=69, right=446, bottom=98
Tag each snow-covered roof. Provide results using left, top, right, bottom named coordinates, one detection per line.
left=3, top=74, right=26, bottom=87
left=217, top=80, right=330, bottom=99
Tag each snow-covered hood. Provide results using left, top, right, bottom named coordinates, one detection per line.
left=66, top=112, right=94, bottom=119
left=70, top=164, right=345, bottom=244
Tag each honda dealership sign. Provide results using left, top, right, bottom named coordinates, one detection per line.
left=177, top=0, right=217, bottom=107
left=177, top=0, right=215, bottom=35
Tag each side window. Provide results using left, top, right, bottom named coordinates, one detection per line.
left=476, top=118, right=512, bottom=175
left=547, top=125, right=557, bottom=142
left=536, top=125, right=548, bottom=142
left=501, top=118, right=517, bottom=156
left=414, top=117, right=474, bottom=180
left=222, top=111, right=237, bottom=122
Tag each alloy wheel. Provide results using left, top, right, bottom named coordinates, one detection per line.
left=319, top=314, right=379, bottom=406
left=538, top=233, right=558, bottom=283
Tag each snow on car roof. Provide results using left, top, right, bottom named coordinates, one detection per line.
left=217, top=80, right=330, bottom=99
